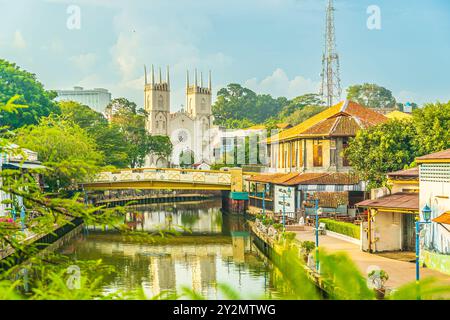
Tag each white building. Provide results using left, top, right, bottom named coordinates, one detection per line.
left=144, top=66, right=219, bottom=168
left=417, top=149, right=450, bottom=275
left=0, top=144, right=45, bottom=217
left=55, top=86, right=112, bottom=113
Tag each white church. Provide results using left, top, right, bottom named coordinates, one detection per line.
left=144, top=66, right=220, bottom=168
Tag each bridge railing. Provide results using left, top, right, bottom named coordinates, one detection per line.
left=90, top=168, right=232, bottom=185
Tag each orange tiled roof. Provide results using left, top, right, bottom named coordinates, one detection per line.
left=268, top=100, right=388, bottom=143
left=246, top=172, right=361, bottom=186
left=356, top=192, right=419, bottom=212
left=315, top=192, right=349, bottom=208
left=246, top=172, right=298, bottom=184
left=387, top=167, right=419, bottom=180
left=416, top=149, right=450, bottom=163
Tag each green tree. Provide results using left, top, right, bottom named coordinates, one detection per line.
left=284, top=105, right=328, bottom=126
left=148, top=135, right=173, bottom=160
left=108, top=98, right=173, bottom=168
left=59, top=101, right=130, bottom=168
left=212, top=84, right=285, bottom=127
left=344, top=119, right=418, bottom=189
left=279, top=93, right=325, bottom=119
left=179, top=150, right=195, bottom=168
left=412, top=101, right=450, bottom=155
left=0, top=59, right=59, bottom=129
left=13, top=116, right=104, bottom=191
left=347, top=83, right=396, bottom=110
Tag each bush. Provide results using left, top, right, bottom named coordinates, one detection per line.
left=283, top=231, right=296, bottom=241
left=320, top=218, right=360, bottom=240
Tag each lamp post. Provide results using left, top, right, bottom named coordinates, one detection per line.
left=314, top=197, right=320, bottom=273
left=303, top=193, right=321, bottom=273
left=415, top=204, right=432, bottom=300
left=282, top=187, right=291, bottom=232
left=262, top=184, right=266, bottom=220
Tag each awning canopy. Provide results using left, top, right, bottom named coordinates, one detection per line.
left=2, top=162, right=47, bottom=170
left=433, top=211, right=450, bottom=225
left=356, top=192, right=419, bottom=213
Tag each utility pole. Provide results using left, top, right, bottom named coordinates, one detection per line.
left=320, top=0, right=342, bottom=108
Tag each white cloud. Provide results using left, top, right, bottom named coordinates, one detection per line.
left=70, top=53, right=97, bottom=71
left=12, top=30, right=27, bottom=49
left=245, top=68, right=320, bottom=98
left=106, top=7, right=233, bottom=108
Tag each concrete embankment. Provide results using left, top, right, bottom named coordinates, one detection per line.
left=0, top=218, right=84, bottom=269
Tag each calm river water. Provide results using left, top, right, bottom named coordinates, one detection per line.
left=57, top=199, right=283, bottom=299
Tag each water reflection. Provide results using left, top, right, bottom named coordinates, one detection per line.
left=59, top=200, right=280, bottom=299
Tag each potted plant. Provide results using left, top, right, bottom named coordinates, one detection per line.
left=368, top=269, right=389, bottom=299
left=300, top=241, right=316, bottom=263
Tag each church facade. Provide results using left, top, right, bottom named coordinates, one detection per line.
left=144, top=66, right=219, bottom=168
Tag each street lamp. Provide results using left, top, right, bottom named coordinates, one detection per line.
left=282, top=187, right=291, bottom=232
left=415, top=204, right=432, bottom=299
left=262, top=184, right=269, bottom=220
left=314, top=197, right=320, bottom=272
left=303, top=194, right=321, bottom=273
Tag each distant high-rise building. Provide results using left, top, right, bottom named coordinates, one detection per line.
left=55, top=86, right=112, bottom=113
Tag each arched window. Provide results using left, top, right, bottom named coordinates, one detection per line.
left=158, top=95, right=164, bottom=109
left=156, top=121, right=159, bottom=129
left=201, top=98, right=206, bottom=110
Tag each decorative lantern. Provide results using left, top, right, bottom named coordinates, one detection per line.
left=422, top=204, right=432, bottom=222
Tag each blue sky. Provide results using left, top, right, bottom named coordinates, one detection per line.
left=1, top=0, right=449, bottom=110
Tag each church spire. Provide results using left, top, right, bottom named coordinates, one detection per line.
left=144, top=65, right=148, bottom=85
left=186, top=70, right=190, bottom=89
left=200, top=71, right=203, bottom=87
left=208, top=70, right=212, bottom=91
left=194, top=68, right=198, bottom=87
left=166, top=65, right=170, bottom=88
left=151, top=65, right=155, bottom=85
left=159, top=67, right=162, bottom=84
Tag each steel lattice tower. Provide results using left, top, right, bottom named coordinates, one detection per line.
left=320, top=0, right=342, bottom=107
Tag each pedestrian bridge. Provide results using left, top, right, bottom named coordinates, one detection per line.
left=82, top=167, right=248, bottom=191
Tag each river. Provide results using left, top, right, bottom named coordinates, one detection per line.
left=56, top=199, right=284, bottom=299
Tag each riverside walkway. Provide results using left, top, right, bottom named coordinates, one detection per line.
left=295, top=226, right=450, bottom=290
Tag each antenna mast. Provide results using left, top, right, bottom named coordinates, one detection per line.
left=320, top=0, right=342, bottom=107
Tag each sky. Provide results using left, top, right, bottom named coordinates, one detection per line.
left=1, top=0, right=450, bottom=110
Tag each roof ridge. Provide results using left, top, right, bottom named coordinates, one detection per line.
left=329, top=116, right=341, bottom=134
left=341, top=100, right=349, bottom=112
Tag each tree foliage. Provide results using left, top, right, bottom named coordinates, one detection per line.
left=107, top=98, right=172, bottom=168
left=411, top=101, right=450, bottom=155
left=283, top=105, right=328, bottom=126
left=0, top=59, right=59, bottom=129
left=212, top=84, right=286, bottom=126
left=59, top=101, right=130, bottom=168
left=344, top=119, right=418, bottom=189
left=279, top=93, right=324, bottom=119
left=347, top=83, right=397, bottom=110
left=13, top=116, right=103, bottom=191
left=213, top=84, right=326, bottom=129
left=345, top=101, right=450, bottom=189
